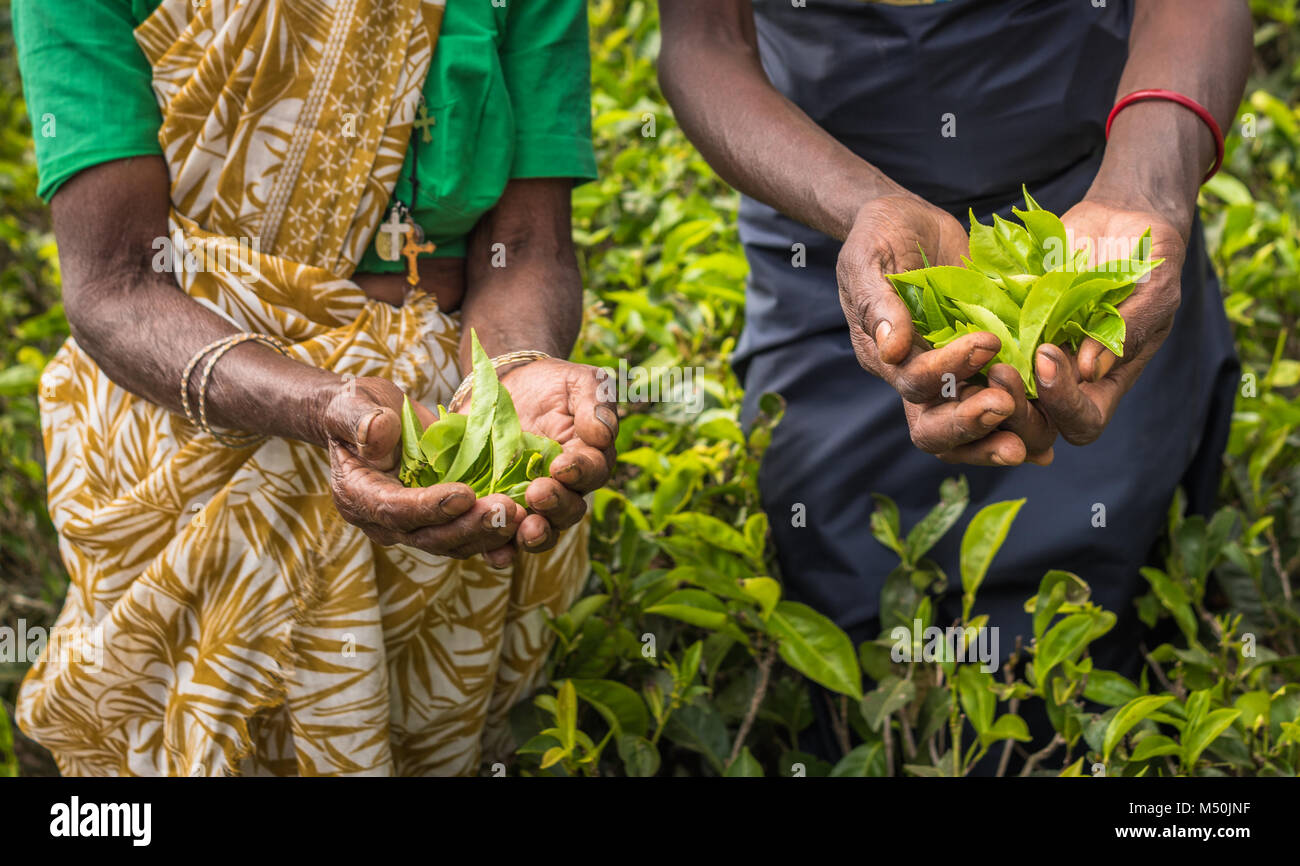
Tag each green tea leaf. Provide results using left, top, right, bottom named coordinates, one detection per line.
left=767, top=601, right=863, bottom=700
left=616, top=735, right=660, bottom=777
left=959, top=499, right=1025, bottom=617
left=444, top=331, right=499, bottom=483
left=920, top=279, right=951, bottom=332
left=1079, top=307, right=1127, bottom=357
left=957, top=665, right=995, bottom=734
left=724, top=747, right=765, bottom=777
left=1182, top=708, right=1241, bottom=769
left=1103, top=695, right=1174, bottom=763
left=646, top=589, right=731, bottom=631
left=1082, top=669, right=1142, bottom=707
left=997, top=272, right=1035, bottom=306
left=860, top=674, right=916, bottom=732
left=1035, top=613, right=1095, bottom=685
left=571, top=679, right=649, bottom=739
left=828, top=742, right=885, bottom=777
left=523, top=432, right=563, bottom=476
left=1129, top=734, right=1181, bottom=763
left=886, top=198, right=1163, bottom=403
left=401, top=396, right=424, bottom=466
left=869, top=494, right=905, bottom=559
left=490, top=371, right=525, bottom=488
left=980, top=714, right=1032, bottom=747
left=968, top=210, right=1021, bottom=277
left=1042, top=278, right=1123, bottom=345
left=1013, top=207, right=1068, bottom=273
left=903, top=475, right=969, bottom=564
left=951, top=301, right=1029, bottom=391
left=1020, top=185, right=1044, bottom=211
left=992, top=213, right=1036, bottom=274
left=922, top=267, right=1020, bottom=329
left=740, top=577, right=781, bottom=621
left=419, top=411, right=466, bottom=473
left=1016, top=270, right=1075, bottom=364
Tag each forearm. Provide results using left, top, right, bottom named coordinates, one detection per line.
left=54, top=158, right=340, bottom=446
left=657, top=0, right=907, bottom=242
left=459, top=179, right=583, bottom=373
left=68, top=276, right=337, bottom=445
left=1088, top=0, right=1253, bottom=237
left=458, top=255, right=582, bottom=373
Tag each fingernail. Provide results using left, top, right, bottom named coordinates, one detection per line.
left=980, top=408, right=1009, bottom=427
left=537, top=491, right=559, bottom=510
left=441, top=491, right=473, bottom=515
left=595, top=405, right=618, bottom=434
left=969, top=346, right=996, bottom=367
left=1095, top=353, right=1116, bottom=381
left=355, top=409, right=383, bottom=446
left=556, top=463, right=580, bottom=483
left=875, top=320, right=892, bottom=345
left=990, top=452, right=1007, bottom=466
left=1036, top=351, right=1057, bottom=386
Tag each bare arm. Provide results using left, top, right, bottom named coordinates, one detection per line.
left=461, top=178, right=618, bottom=554
left=657, top=0, right=909, bottom=242
left=657, top=0, right=1036, bottom=467
left=1036, top=0, right=1253, bottom=443
left=461, top=178, right=584, bottom=369
left=51, top=155, right=523, bottom=561
left=51, top=156, right=340, bottom=447
left=1087, top=0, right=1253, bottom=240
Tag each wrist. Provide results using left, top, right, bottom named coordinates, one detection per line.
left=449, top=350, right=552, bottom=412
left=202, top=342, right=343, bottom=447
left=301, top=369, right=350, bottom=447
left=1090, top=100, right=1208, bottom=239
left=834, top=174, right=917, bottom=241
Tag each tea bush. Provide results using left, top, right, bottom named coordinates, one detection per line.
left=0, top=0, right=1297, bottom=777
left=508, top=0, right=1300, bottom=777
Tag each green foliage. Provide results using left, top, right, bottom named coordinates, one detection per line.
left=888, top=189, right=1162, bottom=397
left=506, top=0, right=1300, bottom=777
left=0, top=699, right=18, bottom=776
left=0, top=0, right=1297, bottom=777
left=398, top=331, right=561, bottom=505
left=0, top=0, right=71, bottom=747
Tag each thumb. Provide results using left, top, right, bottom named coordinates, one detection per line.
left=321, top=390, right=403, bottom=471
left=838, top=249, right=915, bottom=368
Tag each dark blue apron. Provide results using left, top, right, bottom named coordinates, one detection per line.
left=734, top=0, right=1239, bottom=761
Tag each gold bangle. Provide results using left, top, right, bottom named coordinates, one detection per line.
left=188, top=333, right=289, bottom=448
left=447, top=350, right=551, bottom=412
left=181, top=335, right=240, bottom=427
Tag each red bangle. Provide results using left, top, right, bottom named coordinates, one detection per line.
left=1105, top=88, right=1225, bottom=183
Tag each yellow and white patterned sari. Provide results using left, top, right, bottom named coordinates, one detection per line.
left=18, top=0, right=587, bottom=776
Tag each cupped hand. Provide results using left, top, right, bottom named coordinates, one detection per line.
left=494, top=358, right=619, bottom=555
left=317, top=375, right=526, bottom=567
left=837, top=194, right=1031, bottom=466
left=1035, top=198, right=1186, bottom=445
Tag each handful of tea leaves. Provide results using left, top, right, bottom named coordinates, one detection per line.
left=887, top=187, right=1163, bottom=398
left=399, top=331, right=562, bottom=506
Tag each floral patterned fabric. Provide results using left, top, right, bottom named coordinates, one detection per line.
left=18, top=0, right=587, bottom=776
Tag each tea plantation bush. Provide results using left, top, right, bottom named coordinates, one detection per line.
left=1, top=0, right=1298, bottom=777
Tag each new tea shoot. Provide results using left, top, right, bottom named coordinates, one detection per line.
left=399, top=330, right=562, bottom=506
left=887, top=186, right=1163, bottom=398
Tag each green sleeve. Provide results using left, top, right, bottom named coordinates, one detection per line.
left=499, top=0, right=597, bottom=183
left=13, top=0, right=163, bottom=202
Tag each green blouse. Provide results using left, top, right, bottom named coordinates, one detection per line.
left=14, top=0, right=597, bottom=272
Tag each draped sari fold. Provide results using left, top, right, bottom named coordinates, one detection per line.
left=18, top=0, right=587, bottom=777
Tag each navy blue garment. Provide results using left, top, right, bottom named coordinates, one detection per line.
left=732, top=0, right=1240, bottom=761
